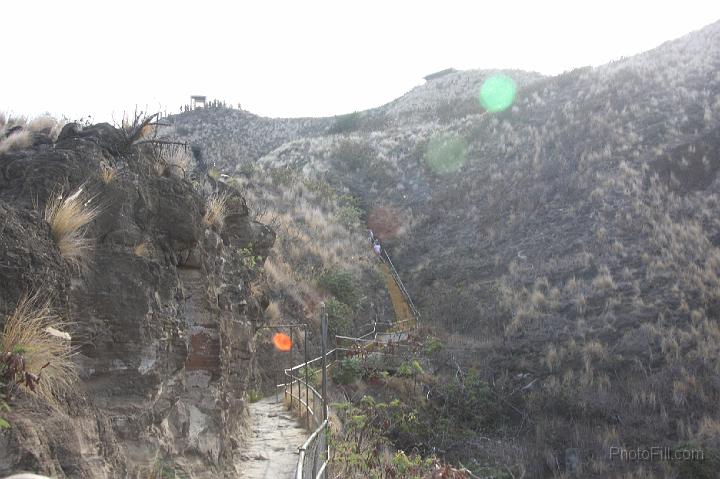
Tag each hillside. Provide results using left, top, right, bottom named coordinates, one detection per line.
left=160, top=19, right=720, bottom=478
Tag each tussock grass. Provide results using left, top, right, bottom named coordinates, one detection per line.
left=99, top=162, right=117, bottom=184
left=27, top=115, right=57, bottom=132
left=1, top=292, right=77, bottom=404
left=27, top=115, right=64, bottom=140
left=265, top=301, right=282, bottom=322
left=133, top=242, right=150, bottom=257
left=164, top=148, right=191, bottom=176
left=44, top=186, right=102, bottom=267
left=203, top=192, right=230, bottom=230
left=0, top=130, right=32, bottom=155
left=2, top=114, right=27, bottom=129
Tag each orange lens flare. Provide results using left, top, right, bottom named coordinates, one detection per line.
left=273, top=332, right=293, bottom=351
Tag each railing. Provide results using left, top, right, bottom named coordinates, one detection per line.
left=277, top=247, right=419, bottom=478
left=279, top=348, right=338, bottom=479
left=381, top=249, right=421, bottom=322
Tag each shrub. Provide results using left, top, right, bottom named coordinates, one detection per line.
left=248, top=389, right=263, bottom=403
left=423, top=336, right=444, bottom=355
left=202, top=192, right=230, bottom=230
left=208, top=167, right=221, bottom=181
left=44, top=185, right=102, bottom=267
left=238, top=246, right=263, bottom=271
left=332, top=357, right=362, bottom=385
left=325, top=297, right=353, bottom=337
left=437, top=369, right=504, bottom=430
left=397, top=360, right=424, bottom=378
left=0, top=383, right=9, bottom=429
left=319, top=268, right=359, bottom=307
left=333, top=139, right=374, bottom=174
left=1, top=293, right=76, bottom=404
left=269, top=166, right=297, bottom=186
left=336, top=195, right=364, bottom=229
left=329, top=111, right=361, bottom=134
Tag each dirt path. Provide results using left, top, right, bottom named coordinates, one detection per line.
left=235, top=397, right=307, bottom=479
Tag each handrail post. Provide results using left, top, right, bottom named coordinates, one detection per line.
left=304, top=325, right=309, bottom=429
left=320, top=308, right=328, bottom=422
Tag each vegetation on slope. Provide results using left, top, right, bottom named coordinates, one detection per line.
left=162, top=21, right=720, bottom=478
left=226, top=165, right=389, bottom=340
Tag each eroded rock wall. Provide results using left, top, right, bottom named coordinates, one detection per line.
left=0, top=123, right=274, bottom=477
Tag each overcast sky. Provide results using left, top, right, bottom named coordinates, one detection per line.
left=1, top=0, right=719, bottom=121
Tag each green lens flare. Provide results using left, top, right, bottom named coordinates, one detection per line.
left=424, top=134, right=468, bottom=174
left=479, top=74, right=516, bottom=112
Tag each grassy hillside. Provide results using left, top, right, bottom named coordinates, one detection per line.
left=164, top=20, right=720, bottom=478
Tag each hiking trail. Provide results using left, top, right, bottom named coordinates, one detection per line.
left=235, top=397, right=307, bottom=479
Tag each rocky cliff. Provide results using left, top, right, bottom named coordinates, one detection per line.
left=0, top=122, right=274, bottom=477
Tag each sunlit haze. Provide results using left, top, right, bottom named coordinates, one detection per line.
left=1, top=0, right=719, bottom=121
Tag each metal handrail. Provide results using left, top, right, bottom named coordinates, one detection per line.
left=280, top=316, right=417, bottom=478
left=279, top=348, right=338, bottom=479
left=381, top=249, right=421, bottom=322
left=295, top=419, right=330, bottom=479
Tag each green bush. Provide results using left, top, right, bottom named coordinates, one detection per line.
left=325, top=298, right=353, bottom=337
left=319, top=268, right=359, bottom=307
left=0, top=382, right=9, bottom=429
left=269, top=166, right=298, bottom=186
left=337, top=204, right=363, bottom=229
left=329, top=112, right=361, bottom=134
left=302, top=176, right=337, bottom=201
left=423, top=336, right=444, bottom=355
left=333, top=140, right=374, bottom=174
left=332, top=357, right=363, bottom=385
left=248, top=389, right=263, bottom=403
left=397, top=360, right=424, bottom=378
left=438, top=368, right=504, bottom=430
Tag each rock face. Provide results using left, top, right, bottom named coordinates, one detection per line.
left=0, top=123, right=274, bottom=477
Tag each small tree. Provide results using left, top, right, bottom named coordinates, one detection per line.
left=319, top=268, right=359, bottom=307
left=325, top=298, right=353, bottom=338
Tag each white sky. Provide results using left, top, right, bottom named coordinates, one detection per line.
left=1, top=0, right=719, bottom=121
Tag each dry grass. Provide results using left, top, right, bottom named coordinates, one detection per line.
left=133, top=242, right=150, bottom=257
left=2, top=114, right=27, bottom=129
left=265, top=301, right=282, bottom=322
left=1, top=292, right=77, bottom=404
left=44, top=186, right=102, bottom=267
left=234, top=165, right=383, bottom=338
left=164, top=148, right=191, bottom=176
left=27, top=115, right=64, bottom=140
left=99, top=162, right=117, bottom=184
left=27, top=115, right=56, bottom=132
left=0, top=130, right=32, bottom=155
left=138, top=123, right=156, bottom=139
left=202, top=192, right=230, bottom=230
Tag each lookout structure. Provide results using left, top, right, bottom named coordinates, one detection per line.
left=423, top=68, right=457, bottom=81
left=190, top=95, right=206, bottom=110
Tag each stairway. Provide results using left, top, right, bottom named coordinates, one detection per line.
left=379, top=249, right=420, bottom=332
